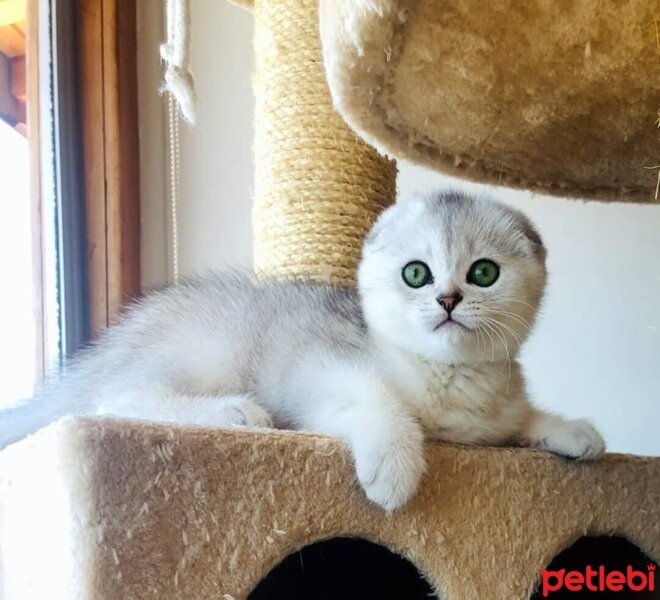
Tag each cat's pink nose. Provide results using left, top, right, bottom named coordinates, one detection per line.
left=437, top=292, right=463, bottom=314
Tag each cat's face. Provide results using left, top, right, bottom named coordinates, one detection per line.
left=358, top=192, right=547, bottom=364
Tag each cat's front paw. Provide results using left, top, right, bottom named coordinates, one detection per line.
left=212, top=395, right=274, bottom=429
left=535, top=418, right=605, bottom=460
left=354, top=429, right=426, bottom=511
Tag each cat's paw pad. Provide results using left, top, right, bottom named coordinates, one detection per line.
left=354, top=435, right=425, bottom=511
left=215, top=398, right=273, bottom=429
left=537, top=419, right=605, bottom=460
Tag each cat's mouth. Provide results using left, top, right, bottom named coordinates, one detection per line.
left=434, top=317, right=469, bottom=332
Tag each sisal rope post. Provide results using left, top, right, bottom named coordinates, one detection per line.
left=252, top=0, right=397, bottom=285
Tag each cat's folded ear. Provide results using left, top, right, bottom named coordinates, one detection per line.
left=364, top=204, right=398, bottom=249
left=516, top=212, right=546, bottom=258
left=364, top=197, right=424, bottom=249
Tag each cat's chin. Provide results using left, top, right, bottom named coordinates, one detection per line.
left=387, top=332, right=489, bottom=365
left=432, top=330, right=523, bottom=364
left=433, top=318, right=470, bottom=332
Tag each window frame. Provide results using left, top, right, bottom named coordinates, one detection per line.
left=26, top=0, right=45, bottom=377
left=52, top=0, right=90, bottom=357
left=78, top=0, right=140, bottom=336
left=28, top=0, right=140, bottom=375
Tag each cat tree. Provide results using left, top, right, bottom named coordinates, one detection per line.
left=1, top=1, right=659, bottom=599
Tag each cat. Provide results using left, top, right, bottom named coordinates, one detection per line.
left=0, top=191, right=605, bottom=510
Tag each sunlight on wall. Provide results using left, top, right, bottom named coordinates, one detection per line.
left=0, top=119, right=34, bottom=407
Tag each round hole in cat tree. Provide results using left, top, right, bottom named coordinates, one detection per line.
left=248, top=537, right=437, bottom=600
left=530, top=535, right=658, bottom=599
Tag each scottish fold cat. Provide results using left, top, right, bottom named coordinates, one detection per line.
left=0, top=191, right=604, bottom=510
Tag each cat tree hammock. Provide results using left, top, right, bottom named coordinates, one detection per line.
left=1, top=1, right=659, bottom=599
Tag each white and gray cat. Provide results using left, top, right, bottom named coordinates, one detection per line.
left=0, top=191, right=604, bottom=510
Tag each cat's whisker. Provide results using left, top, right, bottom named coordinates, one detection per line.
left=479, top=321, right=497, bottom=362
left=475, top=326, right=487, bottom=357
left=480, top=310, right=532, bottom=336
left=492, top=297, right=537, bottom=312
left=475, top=324, right=489, bottom=359
left=481, top=313, right=526, bottom=344
left=481, top=315, right=521, bottom=346
left=488, top=318, right=524, bottom=347
left=493, top=313, right=532, bottom=331
left=484, top=322, right=501, bottom=366
left=484, top=308, right=532, bottom=329
left=481, top=318, right=512, bottom=389
left=476, top=300, right=532, bottom=319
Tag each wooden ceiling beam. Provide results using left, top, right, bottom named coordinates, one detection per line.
left=0, top=23, right=25, bottom=57
left=11, top=54, right=24, bottom=101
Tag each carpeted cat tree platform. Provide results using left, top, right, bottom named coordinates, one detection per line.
left=1, top=1, right=660, bottom=599
left=1, top=418, right=659, bottom=599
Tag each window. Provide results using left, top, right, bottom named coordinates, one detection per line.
left=0, top=0, right=139, bottom=409
left=0, top=0, right=51, bottom=409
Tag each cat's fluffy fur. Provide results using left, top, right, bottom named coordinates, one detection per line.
left=0, top=191, right=605, bottom=510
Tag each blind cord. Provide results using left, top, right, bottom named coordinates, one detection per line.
left=166, top=92, right=181, bottom=283
left=161, top=0, right=196, bottom=283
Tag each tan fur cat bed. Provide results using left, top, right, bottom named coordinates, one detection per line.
left=321, top=0, right=660, bottom=201
left=234, top=0, right=660, bottom=202
left=1, top=417, right=658, bottom=599
left=319, top=0, right=660, bottom=202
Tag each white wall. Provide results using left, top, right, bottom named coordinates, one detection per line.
left=138, top=2, right=659, bottom=456
left=137, top=0, right=169, bottom=288
left=138, top=0, right=255, bottom=288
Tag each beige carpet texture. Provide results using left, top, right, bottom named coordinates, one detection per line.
left=1, top=418, right=659, bottom=599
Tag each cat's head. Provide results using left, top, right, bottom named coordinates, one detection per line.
left=358, top=191, right=547, bottom=364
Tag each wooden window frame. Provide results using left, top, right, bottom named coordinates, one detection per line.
left=79, top=0, right=140, bottom=336
left=11, top=0, right=138, bottom=385
left=26, top=0, right=44, bottom=376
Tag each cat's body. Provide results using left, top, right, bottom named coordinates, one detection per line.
left=0, top=192, right=605, bottom=510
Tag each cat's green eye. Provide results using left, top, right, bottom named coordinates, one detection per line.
left=467, top=259, right=500, bottom=287
left=402, top=261, right=433, bottom=288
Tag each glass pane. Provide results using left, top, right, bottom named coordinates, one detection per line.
left=0, top=119, right=34, bottom=407
left=0, top=1, right=35, bottom=409
left=0, top=0, right=80, bottom=408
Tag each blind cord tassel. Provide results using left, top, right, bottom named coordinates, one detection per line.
left=160, top=0, right=196, bottom=125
